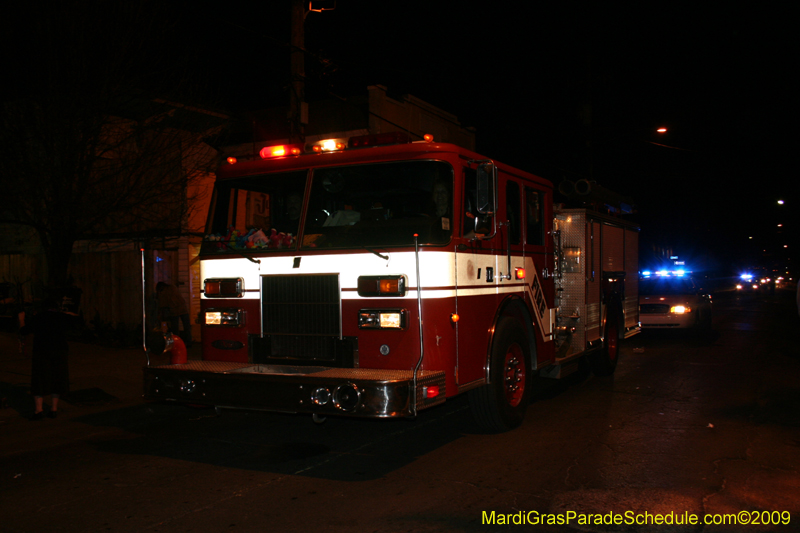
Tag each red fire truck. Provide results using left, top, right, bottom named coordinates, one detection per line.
left=143, top=133, right=639, bottom=432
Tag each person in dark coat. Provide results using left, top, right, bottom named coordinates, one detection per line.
left=19, top=298, right=76, bottom=420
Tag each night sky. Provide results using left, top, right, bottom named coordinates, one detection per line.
left=5, top=1, right=796, bottom=278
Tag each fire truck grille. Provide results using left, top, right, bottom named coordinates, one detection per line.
left=261, top=274, right=341, bottom=336
left=640, top=304, right=670, bottom=314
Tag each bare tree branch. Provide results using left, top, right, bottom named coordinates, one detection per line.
left=0, top=0, right=227, bottom=288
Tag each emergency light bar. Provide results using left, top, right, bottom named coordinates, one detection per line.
left=641, top=269, right=692, bottom=278
left=227, top=132, right=433, bottom=163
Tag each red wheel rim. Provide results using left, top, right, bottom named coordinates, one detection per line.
left=503, top=344, right=526, bottom=407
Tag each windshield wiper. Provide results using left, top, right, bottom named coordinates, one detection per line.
left=215, top=243, right=261, bottom=264
left=366, top=248, right=389, bottom=260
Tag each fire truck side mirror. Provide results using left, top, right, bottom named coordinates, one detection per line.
left=476, top=162, right=496, bottom=215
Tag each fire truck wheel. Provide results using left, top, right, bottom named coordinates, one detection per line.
left=592, top=317, right=620, bottom=376
left=469, top=317, right=530, bottom=432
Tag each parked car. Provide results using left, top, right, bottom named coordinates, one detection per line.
left=639, top=275, right=712, bottom=330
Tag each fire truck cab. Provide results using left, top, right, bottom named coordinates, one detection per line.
left=143, top=133, right=639, bottom=432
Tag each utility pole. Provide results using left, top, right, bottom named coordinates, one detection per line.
left=289, top=0, right=307, bottom=143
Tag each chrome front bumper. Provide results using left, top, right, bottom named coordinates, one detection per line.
left=143, top=362, right=446, bottom=418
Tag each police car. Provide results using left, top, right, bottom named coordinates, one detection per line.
left=639, top=271, right=712, bottom=330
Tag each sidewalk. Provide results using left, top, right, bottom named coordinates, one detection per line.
left=0, top=331, right=202, bottom=453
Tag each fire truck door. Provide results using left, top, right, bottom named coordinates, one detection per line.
left=455, top=166, right=500, bottom=387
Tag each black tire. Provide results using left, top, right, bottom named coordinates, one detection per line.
left=469, top=317, right=531, bottom=432
left=591, top=314, right=620, bottom=377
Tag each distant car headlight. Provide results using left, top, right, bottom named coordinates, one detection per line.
left=736, top=284, right=743, bottom=290
left=670, top=305, right=691, bottom=314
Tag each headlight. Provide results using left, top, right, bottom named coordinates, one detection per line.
left=670, top=305, right=691, bottom=314
left=358, top=309, right=408, bottom=329
left=205, top=308, right=245, bottom=326
left=204, top=278, right=244, bottom=298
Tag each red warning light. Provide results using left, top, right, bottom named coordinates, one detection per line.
left=514, top=268, right=526, bottom=280
left=226, top=156, right=237, bottom=164
left=259, top=144, right=303, bottom=159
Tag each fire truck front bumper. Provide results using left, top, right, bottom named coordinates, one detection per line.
left=143, top=362, right=446, bottom=418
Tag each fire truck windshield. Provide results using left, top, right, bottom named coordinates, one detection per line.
left=302, top=161, right=453, bottom=248
left=203, top=170, right=307, bottom=253
left=202, top=161, right=453, bottom=254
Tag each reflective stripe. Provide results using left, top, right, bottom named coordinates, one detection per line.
left=200, top=251, right=555, bottom=342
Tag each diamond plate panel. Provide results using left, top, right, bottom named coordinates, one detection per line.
left=556, top=210, right=587, bottom=354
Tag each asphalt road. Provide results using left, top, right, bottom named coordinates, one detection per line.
left=1, top=289, right=799, bottom=532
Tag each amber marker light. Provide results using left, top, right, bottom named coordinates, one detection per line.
left=514, top=267, right=526, bottom=280
left=226, top=156, right=237, bottom=164
left=357, top=275, right=407, bottom=297
left=423, top=134, right=434, bottom=142
left=450, top=313, right=460, bottom=323
left=379, top=278, right=400, bottom=293
left=657, top=127, right=668, bottom=133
